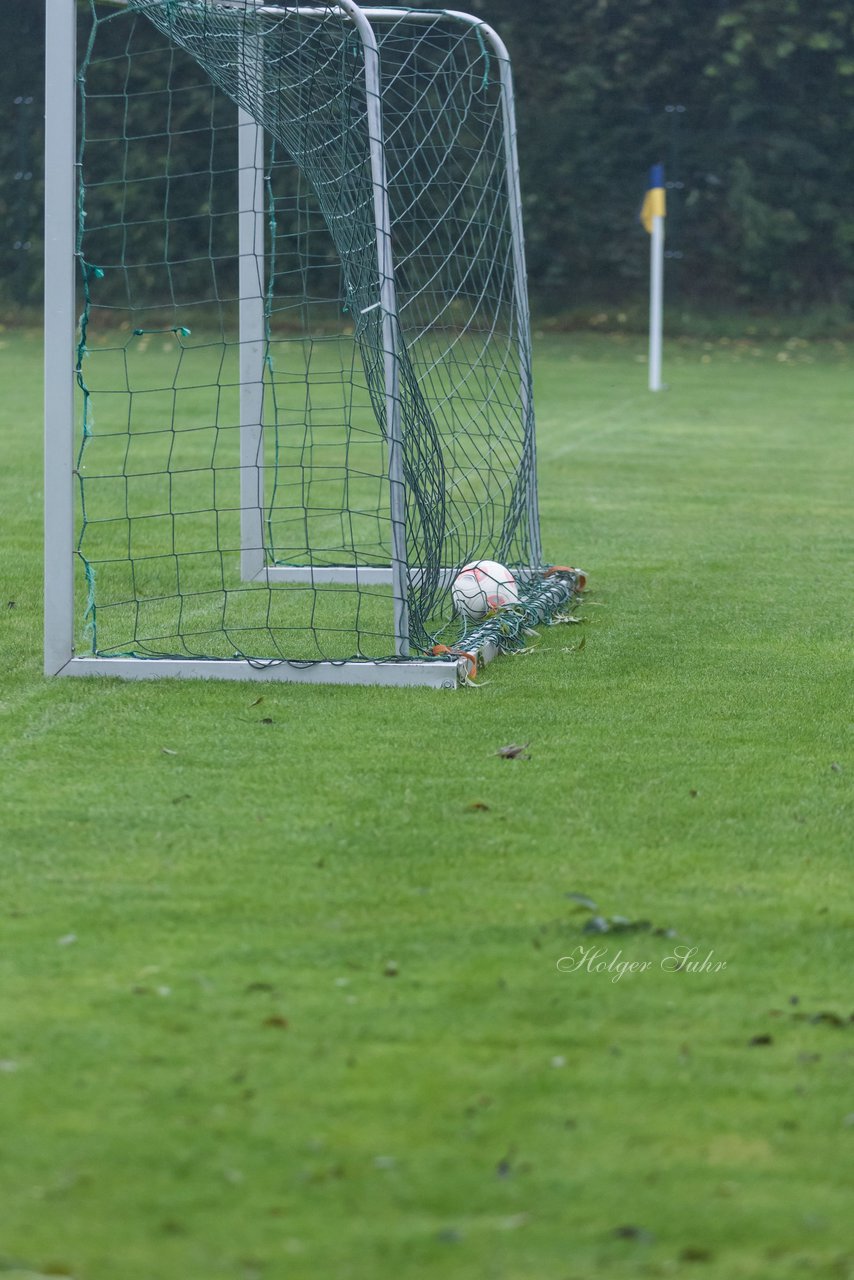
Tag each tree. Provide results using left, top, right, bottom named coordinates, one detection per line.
left=4, top=0, right=854, bottom=316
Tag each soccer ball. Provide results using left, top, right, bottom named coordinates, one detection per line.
left=452, top=560, right=519, bottom=620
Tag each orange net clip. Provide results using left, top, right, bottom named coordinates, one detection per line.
left=432, top=644, right=478, bottom=682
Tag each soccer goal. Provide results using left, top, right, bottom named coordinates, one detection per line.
left=44, top=0, right=583, bottom=688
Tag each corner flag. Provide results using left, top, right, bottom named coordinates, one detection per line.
left=641, top=163, right=666, bottom=234
left=641, top=164, right=666, bottom=391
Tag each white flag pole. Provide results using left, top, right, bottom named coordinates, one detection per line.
left=648, top=213, right=665, bottom=392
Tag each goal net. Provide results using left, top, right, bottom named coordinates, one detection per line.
left=45, top=0, right=581, bottom=686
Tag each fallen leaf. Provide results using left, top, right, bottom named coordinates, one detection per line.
left=583, top=915, right=610, bottom=934
left=467, top=801, right=490, bottom=811
left=565, top=892, right=597, bottom=911
left=613, top=1224, right=655, bottom=1243
left=263, top=1015, right=289, bottom=1029
left=161, top=1220, right=187, bottom=1236
left=609, top=916, right=652, bottom=933
left=808, top=1010, right=845, bottom=1026
left=495, top=742, right=530, bottom=759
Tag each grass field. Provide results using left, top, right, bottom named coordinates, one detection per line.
left=0, top=328, right=851, bottom=1280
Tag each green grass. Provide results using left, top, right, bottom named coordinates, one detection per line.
left=1, top=328, right=852, bottom=1280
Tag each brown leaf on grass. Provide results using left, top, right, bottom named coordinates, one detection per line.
left=161, top=1219, right=187, bottom=1236
left=495, top=742, right=530, bottom=759
left=808, top=1010, right=846, bottom=1026
left=613, top=1224, right=655, bottom=1243
left=467, top=801, right=490, bottom=811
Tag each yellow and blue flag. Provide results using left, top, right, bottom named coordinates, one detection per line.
left=640, top=163, right=666, bottom=234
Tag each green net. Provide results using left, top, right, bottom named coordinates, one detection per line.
left=73, top=0, right=577, bottom=669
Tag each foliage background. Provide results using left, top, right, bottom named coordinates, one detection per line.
left=4, top=0, right=854, bottom=320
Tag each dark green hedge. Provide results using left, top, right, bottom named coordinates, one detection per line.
left=4, top=0, right=854, bottom=314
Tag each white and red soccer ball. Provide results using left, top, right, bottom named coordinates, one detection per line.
left=451, top=559, right=519, bottom=620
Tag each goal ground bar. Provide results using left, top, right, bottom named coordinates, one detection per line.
left=52, top=656, right=461, bottom=688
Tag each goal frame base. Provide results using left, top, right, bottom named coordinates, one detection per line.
left=51, top=655, right=462, bottom=688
